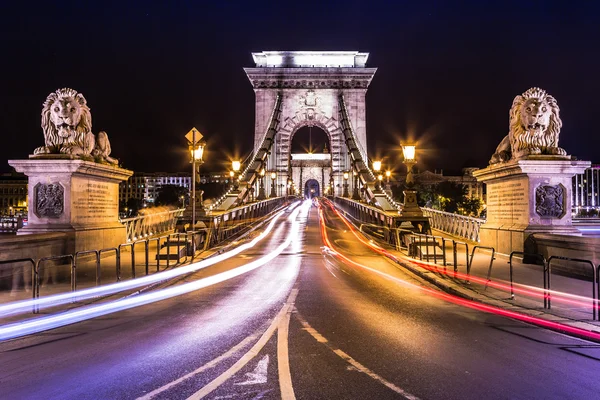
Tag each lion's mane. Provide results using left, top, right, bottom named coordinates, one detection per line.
left=509, top=87, right=562, bottom=154
left=489, top=87, right=565, bottom=164
left=38, top=88, right=93, bottom=154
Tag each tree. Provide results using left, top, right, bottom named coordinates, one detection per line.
left=155, top=185, right=189, bottom=207
left=435, top=181, right=467, bottom=213
left=458, top=196, right=483, bottom=217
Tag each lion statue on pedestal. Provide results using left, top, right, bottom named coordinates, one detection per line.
left=489, top=87, right=566, bottom=164
left=33, top=88, right=118, bottom=165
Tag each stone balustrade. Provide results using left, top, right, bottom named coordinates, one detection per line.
left=422, top=207, right=484, bottom=242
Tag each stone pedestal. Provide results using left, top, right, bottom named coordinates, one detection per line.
left=8, top=158, right=133, bottom=253
left=473, top=158, right=590, bottom=254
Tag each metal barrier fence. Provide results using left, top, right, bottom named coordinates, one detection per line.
left=422, top=207, right=484, bottom=243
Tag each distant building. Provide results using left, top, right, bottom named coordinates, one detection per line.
left=118, top=172, right=233, bottom=205
left=0, top=173, right=27, bottom=216
left=119, top=172, right=192, bottom=206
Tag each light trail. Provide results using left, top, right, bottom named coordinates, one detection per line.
left=318, top=202, right=600, bottom=342
left=324, top=198, right=600, bottom=312
left=0, top=201, right=311, bottom=341
left=0, top=202, right=301, bottom=318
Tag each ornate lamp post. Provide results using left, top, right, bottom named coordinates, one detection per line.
left=185, top=127, right=205, bottom=231
left=257, top=168, right=266, bottom=200
left=232, top=160, right=241, bottom=191
left=400, top=143, right=423, bottom=218
left=373, top=160, right=382, bottom=192
left=385, top=170, right=392, bottom=193
left=343, top=171, right=349, bottom=197
left=402, top=144, right=416, bottom=185
left=270, top=172, right=277, bottom=197
left=352, top=170, right=361, bottom=200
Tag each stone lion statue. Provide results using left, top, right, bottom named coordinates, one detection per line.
left=34, top=88, right=118, bottom=165
left=489, top=87, right=566, bottom=164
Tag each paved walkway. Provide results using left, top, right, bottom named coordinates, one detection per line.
left=388, top=229, right=600, bottom=338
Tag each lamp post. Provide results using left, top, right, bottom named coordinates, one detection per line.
left=343, top=171, right=349, bottom=197
left=185, top=127, right=205, bottom=232
left=400, top=143, right=423, bottom=218
left=257, top=168, right=266, bottom=200
left=402, top=144, right=416, bottom=185
left=270, top=172, right=277, bottom=197
left=373, top=160, right=382, bottom=192
left=232, top=160, right=241, bottom=191
left=180, top=195, right=185, bottom=209
left=385, top=170, right=392, bottom=193
left=352, top=170, right=360, bottom=200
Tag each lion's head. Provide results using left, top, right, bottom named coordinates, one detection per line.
left=509, top=87, right=565, bottom=158
left=36, top=88, right=93, bottom=155
left=490, top=87, right=566, bottom=164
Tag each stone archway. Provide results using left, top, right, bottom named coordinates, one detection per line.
left=305, top=179, right=320, bottom=198
left=245, top=51, right=376, bottom=196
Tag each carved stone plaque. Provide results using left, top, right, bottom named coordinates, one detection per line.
left=35, top=183, right=64, bottom=218
left=535, top=184, right=564, bottom=218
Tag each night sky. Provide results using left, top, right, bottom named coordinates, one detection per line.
left=1, top=1, right=599, bottom=175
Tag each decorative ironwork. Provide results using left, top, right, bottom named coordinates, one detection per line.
left=535, top=184, right=564, bottom=218
left=35, top=183, right=64, bottom=218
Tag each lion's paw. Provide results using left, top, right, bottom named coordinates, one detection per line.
left=548, top=147, right=567, bottom=156
left=33, top=146, right=51, bottom=155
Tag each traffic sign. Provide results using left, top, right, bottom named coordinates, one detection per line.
left=185, top=127, right=203, bottom=144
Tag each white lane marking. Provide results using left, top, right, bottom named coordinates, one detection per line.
left=137, top=333, right=260, bottom=400
left=277, top=291, right=297, bottom=400
left=235, top=355, right=269, bottom=385
left=187, top=289, right=299, bottom=400
left=295, top=312, right=422, bottom=400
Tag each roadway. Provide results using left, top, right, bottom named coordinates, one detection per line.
left=0, top=200, right=599, bottom=399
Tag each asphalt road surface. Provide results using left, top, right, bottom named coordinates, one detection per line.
left=1, top=200, right=599, bottom=399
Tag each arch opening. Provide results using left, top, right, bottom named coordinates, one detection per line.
left=291, top=125, right=330, bottom=154
left=304, top=179, right=320, bottom=198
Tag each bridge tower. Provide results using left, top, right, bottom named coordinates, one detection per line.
left=244, top=51, right=377, bottom=199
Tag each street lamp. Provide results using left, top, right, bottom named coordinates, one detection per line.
left=400, top=143, right=423, bottom=218
left=373, top=160, right=382, bottom=191
left=402, top=144, right=416, bottom=185
left=270, top=172, right=277, bottom=197
left=343, top=171, right=349, bottom=197
left=180, top=195, right=185, bottom=209
left=352, top=170, right=361, bottom=200
left=257, top=168, right=266, bottom=200
left=232, top=160, right=241, bottom=191
left=385, top=170, right=392, bottom=193
left=185, top=127, right=205, bottom=232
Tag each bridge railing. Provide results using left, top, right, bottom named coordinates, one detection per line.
left=204, top=197, right=288, bottom=248
left=120, top=208, right=185, bottom=242
left=421, top=207, right=484, bottom=242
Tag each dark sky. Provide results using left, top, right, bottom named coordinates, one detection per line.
left=1, top=1, right=599, bottom=175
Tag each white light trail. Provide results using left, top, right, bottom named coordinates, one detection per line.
left=0, top=201, right=311, bottom=341
left=0, top=202, right=301, bottom=318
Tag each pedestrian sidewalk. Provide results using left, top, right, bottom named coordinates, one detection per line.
left=387, top=229, right=600, bottom=339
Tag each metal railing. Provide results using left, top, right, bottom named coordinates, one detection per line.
left=422, top=207, right=484, bottom=242
left=120, top=208, right=184, bottom=242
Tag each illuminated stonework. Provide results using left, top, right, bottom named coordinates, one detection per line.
left=245, top=51, right=376, bottom=196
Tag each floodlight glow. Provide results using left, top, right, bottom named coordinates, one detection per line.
left=402, top=145, right=416, bottom=161
left=373, top=161, right=381, bottom=171
left=232, top=161, right=241, bottom=172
